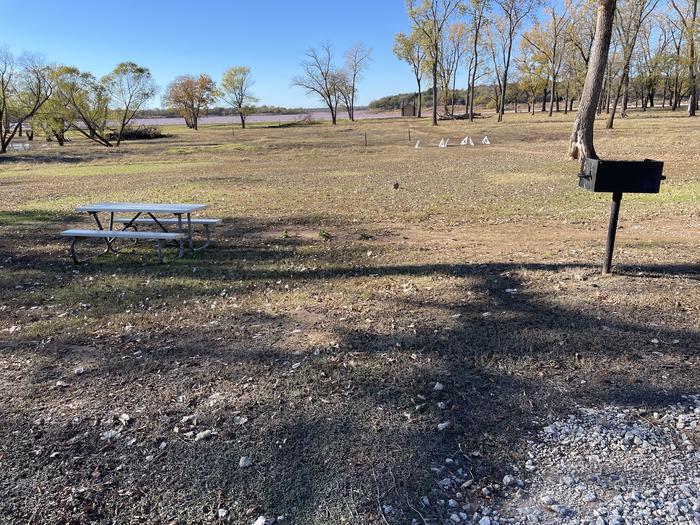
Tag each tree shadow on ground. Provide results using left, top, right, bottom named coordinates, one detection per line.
left=1, top=215, right=699, bottom=523
left=616, top=263, right=700, bottom=280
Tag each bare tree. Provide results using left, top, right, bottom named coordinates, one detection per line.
left=670, top=0, right=699, bottom=115
left=638, top=17, right=670, bottom=108
left=605, top=0, right=659, bottom=128
left=220, top=66, right=258, bottom=128
left=439, top=22, right=468, bottom=115
left=464, top=0, right=490, bottom=121
left=522, top=3, right=570, bottom=116
left=492, top=0, right=538, bottom=122
left=103, top=62, right=157, bottom=146
left=565, top=0, right=598, bottom=109
left=407, top=0, right=464, bottom=125
left=666, top=14, right=685, bottom=109
left=567, top=1, right=597, bottom=69
left=338, top=44, right=372, bottom=121
left=569, top=0, right=617, bottom=160
left=0, top=49, right=53, bottom=153
left=517, top=37, right=550, bottom=114
left=393, top=30, right=427, bottom=117
left=487, top=25, right=505, bottom=114
left=292, top=43, right=341, bottom=124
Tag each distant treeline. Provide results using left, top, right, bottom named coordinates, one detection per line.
left=369, top=85, right=573, bottom=113
left=369, top=86, right=500, bottom=110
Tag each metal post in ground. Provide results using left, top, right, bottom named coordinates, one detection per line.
left=603, top=192, right=623, bottom=274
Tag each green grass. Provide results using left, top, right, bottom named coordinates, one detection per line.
left=0, top=159, right=216, bottom=178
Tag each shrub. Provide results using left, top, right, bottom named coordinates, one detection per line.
left=106, top=125, right=166, bottom=141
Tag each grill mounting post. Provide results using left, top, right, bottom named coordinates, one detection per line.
left=603, top=192, right=623, bottom=274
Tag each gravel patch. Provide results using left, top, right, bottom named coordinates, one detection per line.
left=428, top=395, right=700, bottom=524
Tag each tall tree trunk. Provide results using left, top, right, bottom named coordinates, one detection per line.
left=662, top=77, right=667, bottom=107
left=569, top=0, right=617, bottom=160
left=672, top=42, right=682, bottom=109
left=432, top=42, right=439, bottom=125
left=606, top=77, right=624, bottom=129
left=497, top=43, right=513, bottom=123
left=350, top=86, right=356, bottom=121
left=621, top=74, right=630, bottom=116
left=607, top=59, right=631, bottom=129
left=672, top=71, right=680, bottom=109
left=469, top=66, right=477, bottom=120
left=549, top=76, right=556, bottom=116
left=468, top=10, right=484, bottom=122
left=417, top=79, right=422, bottom=118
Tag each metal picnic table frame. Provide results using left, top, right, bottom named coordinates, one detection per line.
left=75, top=202, right=209, bottom=258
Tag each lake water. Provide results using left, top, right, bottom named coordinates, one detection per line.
left=132, top=109, right=400, bottom=127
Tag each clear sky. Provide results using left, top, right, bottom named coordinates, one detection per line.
left=2, top=0, right=420, bottom=108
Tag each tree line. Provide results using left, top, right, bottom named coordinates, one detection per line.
left=0, top=48, right=257, bottom=152
left=390, top=0, right=699, bottom=128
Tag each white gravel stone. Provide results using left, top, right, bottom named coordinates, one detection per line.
left=429, top=394, right=700, bottom=525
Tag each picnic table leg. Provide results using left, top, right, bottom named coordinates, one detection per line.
left=194, top=225, right=211, bottom=251
left=107, top=211, right=116, bottom=245
left=176, top=214, right=185, bottom=258
left=69, top=237, right=84, bottom=264
left=187, top=213, right=193, bottom=252
left=90, top=212, right=116, bottom=254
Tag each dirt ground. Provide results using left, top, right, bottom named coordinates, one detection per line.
left=0, top=111, right=698, bottom=524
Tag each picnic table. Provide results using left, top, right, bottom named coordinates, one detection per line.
left=61, top=202, right=220, bottom=263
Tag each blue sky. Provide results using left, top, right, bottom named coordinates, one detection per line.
left=2, top=0, right=420, bottom=108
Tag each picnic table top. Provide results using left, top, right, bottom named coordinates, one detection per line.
left=75, top=202, right=209, bottom=214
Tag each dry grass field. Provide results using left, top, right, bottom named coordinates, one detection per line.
left=0, top=111, right=698, bottom=524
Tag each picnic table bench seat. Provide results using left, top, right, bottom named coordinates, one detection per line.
left=113, top=217, right=221, bottom=249
left=113, top=217, right=221, bottom=226
left=60, top=229, right=185, bottom=264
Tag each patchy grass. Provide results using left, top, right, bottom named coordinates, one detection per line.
left=0, top=109, right=699, bottom=524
